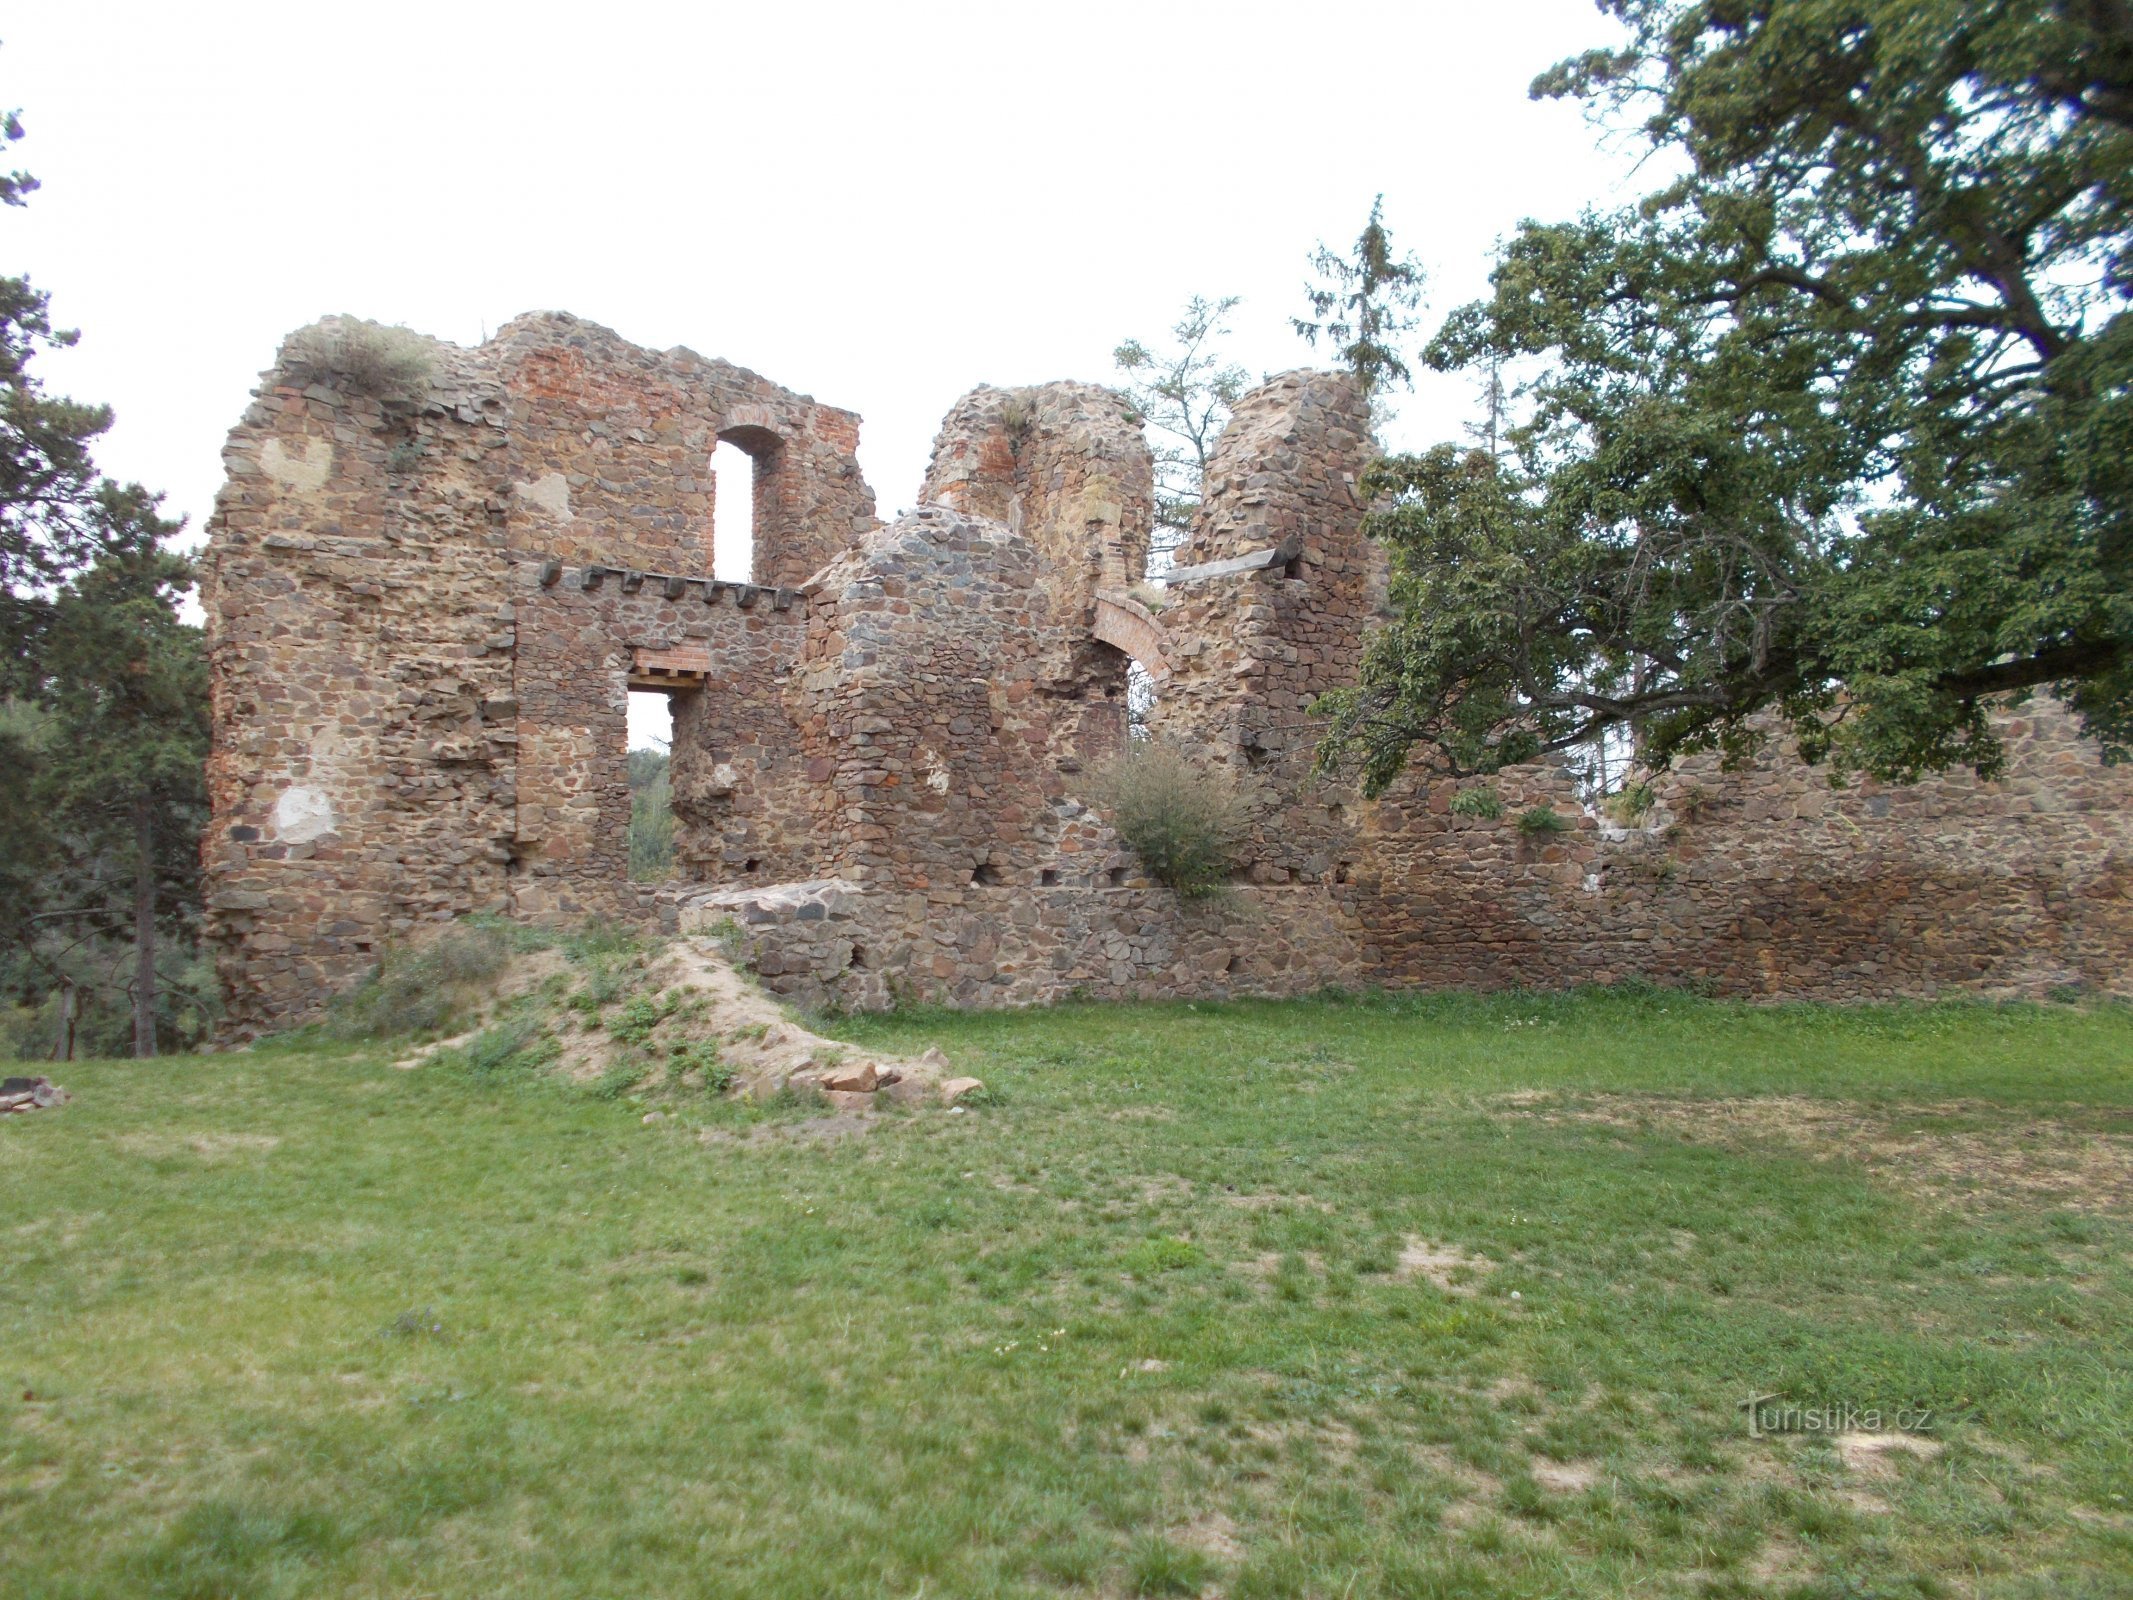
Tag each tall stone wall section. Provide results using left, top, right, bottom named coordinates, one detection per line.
left=199, top=334, right=520, bottom=1028
left=201, top=315, right=872, bottom=1036
left=1147, top=371, right=1383, bottom=888
left=921, top=382, right=1157, bottom=770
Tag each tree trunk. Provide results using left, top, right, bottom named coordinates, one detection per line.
left=52, top=980, right=75, bottom=1063
left=132, top=795, right=157, bottom=1059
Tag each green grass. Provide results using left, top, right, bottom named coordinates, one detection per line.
left=5, top=988, right=2132, bottom=1597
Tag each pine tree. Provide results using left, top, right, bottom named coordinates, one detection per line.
left=28, top=543, right=209, bottom=1057
left=1292, top=196, right=1426, bottom=404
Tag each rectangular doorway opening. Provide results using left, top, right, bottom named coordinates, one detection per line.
left=628, top=689, right=675, bottom=883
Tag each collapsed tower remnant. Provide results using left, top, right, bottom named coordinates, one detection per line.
left=200, top=313, right=2133, bottom=1037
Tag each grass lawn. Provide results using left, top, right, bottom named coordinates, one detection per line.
left=4, top=986, right=2131, bottom=1597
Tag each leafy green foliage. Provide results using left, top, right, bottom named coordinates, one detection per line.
left=665, top=1038, right=734, bottom=1093
left=1321, top=1, right=2133, bottom=791
left=1096, top=740, right=1245, bottom=897
left=0, top=88, right=211, bottom=1056
left=627, top=747, right=675, bottom=882
left=607, top=992, right=674, bottom=1047
left=1516, top=805, right=1571, bottom=838
left=1450, top=785, right=1504, bottom=820
left=1601, top=781, right=1656, bottom=825
left=445, top=1018, right=559, bottom=1079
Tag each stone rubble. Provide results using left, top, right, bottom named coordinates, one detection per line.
left=1, top=1077, right=69, bottom=1114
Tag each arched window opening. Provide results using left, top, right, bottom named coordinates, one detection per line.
left=711, top=438, right=755, bottom=584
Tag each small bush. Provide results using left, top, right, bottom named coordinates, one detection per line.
left=447, top=1019, right=557, bottom=1079
left=1450, top=786, right=1502, bottom=820
left=1600, top=781, right=1655, bottom=825
left=1516, top=805, right=1571, bottom=838
left=703, top=917, right=747, bottom=961
left=328, top=922, right=512, bottom=1039
left=667, top=1039, right=735, bottom=1093
left=608, top=994, right=666, bottom=1047
left=284, top=318, right=433, bottom=401
left=1095, top=740, right=1244, bottom=897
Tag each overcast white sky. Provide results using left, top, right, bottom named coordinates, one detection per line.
left=8, top=0, right=1652, bottom=523
left=9, top=0, right=1644, bottom=744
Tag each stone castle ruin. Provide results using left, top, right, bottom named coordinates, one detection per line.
left=200, top=313, right=2133, bottom=1036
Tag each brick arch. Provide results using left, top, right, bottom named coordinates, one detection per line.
left=1092, top=590, right=1170, bottom=683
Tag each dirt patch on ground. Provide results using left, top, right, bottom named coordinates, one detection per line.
left=1529, top=1457, right=1599, bottom=1494
left=1497, top=1092, right=2133, bottom=1211
left=1167, top=1509, right=1243, bottom=1561
left=1396, top=1235, right=1496, bottom=1294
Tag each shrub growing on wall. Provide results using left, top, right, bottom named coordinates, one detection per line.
left=1449, top=786, right=1502, bottom=820
left=284, top=318, right=433, bottom=401
left=1516, top=804, right=1570, bottom=838
left=1096, top=740, right=1245, bottom=898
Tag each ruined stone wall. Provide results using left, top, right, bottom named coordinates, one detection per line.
left=506, top=567, right=811, bottom=922
left=1347, top=699, right=2133, bottom=1000
left=793, top=507, right=1087, bottom=890
left=199, top=334, right=520, bottom=1028
left=921, top=382, right=1157, bottom=770
left=203, top=322, right=2131, bottom=1038
left=1146, top=371, right=1381, bottom=886
left=669, top=877, right=1362, bottom=1010
left=492, top=312, right=875, bottom=583
left=921, top=381, right=1153, bottom=609
left=201, top=315, right=869, bottom=1036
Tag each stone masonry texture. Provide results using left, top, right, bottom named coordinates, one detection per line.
left=201, top=316, right=2132, bottom=1036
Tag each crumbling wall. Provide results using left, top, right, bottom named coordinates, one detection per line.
left=922, top=383, right=1156, bottom=771
left=1348, top=699, right=2133, bottom=999
left=201, top=315, right=871, bottom=1036
left=1145, top=370, right=1381, bottom=887
left=199, top=331, right=519, bottom=1029
left=505, top=566, right=811, bottom=922
left=203, top=321, right=2131, bottom=1039
left=793, top=506, right=1077, bottom=891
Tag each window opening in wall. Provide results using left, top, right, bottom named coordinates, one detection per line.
left=1127, top=660, right=1157, bottom=740
left=1039, top=868, right=1059, bottom=886
left=626, top=690, right=676, bottom=883
left=972, top=858, right=1004, bottom=886
left=712, top=438, right=754, bottom=583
